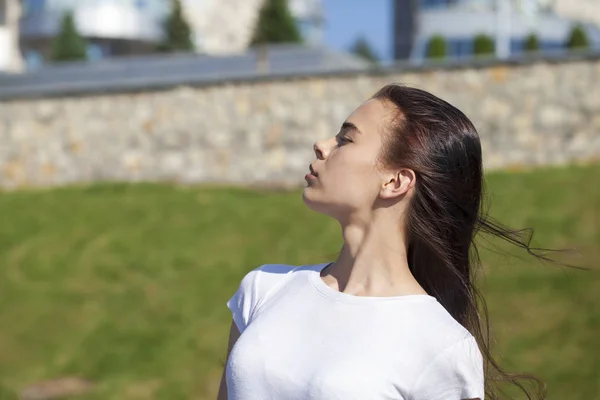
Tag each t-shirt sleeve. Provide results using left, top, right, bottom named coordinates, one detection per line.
left=226, top=265, right=265, bottom=333
left=410, top=336, right=485, bottom=400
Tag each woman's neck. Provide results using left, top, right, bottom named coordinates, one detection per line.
left=323, top=216, right=427, bottom=297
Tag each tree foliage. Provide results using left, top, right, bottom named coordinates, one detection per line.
left=160, top=0, right=194, bottom=52
left=524, top=33, right=540, bottom=52
left=426, top=35, right=447, bottom=59
left=349, top=36, right=379, bottom=64
left=473, top=34, right=495, bottom=56
left=251, top=0, right=302, bottom=45
left=566, top=25, right=589, bottom=50
left=50, top=12, right=87, bottom=62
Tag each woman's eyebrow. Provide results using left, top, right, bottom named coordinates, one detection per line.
left=341, top=121, right=361, bottom=133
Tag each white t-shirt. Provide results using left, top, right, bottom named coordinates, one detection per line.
left=226, top=263, right=485, bottom=400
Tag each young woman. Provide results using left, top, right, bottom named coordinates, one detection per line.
left=217, top=85, right=548, bottom=400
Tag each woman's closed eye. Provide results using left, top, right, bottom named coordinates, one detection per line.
left=336, top=135, right=353, bottom=146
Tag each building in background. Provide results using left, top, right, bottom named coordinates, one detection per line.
left=3, top=0, right=324, bottom=71
left=181, top=0, right=324, bottom=55
left=180, top=0, right=263, bottom=55
left=394, top=0, right=600, bottom=62
left=393, top=0, right=418, bottom=60
left=20, top=0, right=168, bottom=69
left=553, top=0, right=600, bottom=27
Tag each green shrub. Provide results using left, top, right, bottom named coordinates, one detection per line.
left=50, top=12, right=87, bottom=62
left=566, top=25, right=589, bottom=49
left=349, top=36, right=379, bottom=64
left=426, top=35, right=448, bottom=59
left=524, top=33, right=540, bottom=52
left=251, top=0, right=302, bottom=45
left=159, top=0, right=195, bottom=52
left=473, top=34, right=495, bottom=56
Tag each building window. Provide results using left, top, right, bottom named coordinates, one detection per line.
left=23, top=0, right=46, bottom=15
left=420, top=0, right=460, bottom=9
left=447, top=38, right=474, bottom=58
left=510, top=39, right=524, bottom=55
left=86, top=42, right=112, bottom=61
left=540, top=40, right=564, bottom=53
left=86, top=44, right=103, bottom=62
left=25, top=49, right=44, bottom=70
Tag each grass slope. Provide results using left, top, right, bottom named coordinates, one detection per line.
left=0, top=164, right=598, bottom=399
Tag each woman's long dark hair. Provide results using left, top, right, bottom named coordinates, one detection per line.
left=373, top=84, right=577, bottom=400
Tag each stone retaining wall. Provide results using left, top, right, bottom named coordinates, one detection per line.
left=1, top=59, right=599, bottom=189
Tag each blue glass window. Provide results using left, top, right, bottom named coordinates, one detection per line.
left=25, top=49, right=44, bottom=70
left=86, top=42, right=113, bottom=61
left=86, top=44, right=103, bottom=62
left=420, top=0, right=460, bottom=9
left=510, top=39, right=524, bottom=54
left=540, top=41, right=563, bottom=51
left=23, top=0, right=46, bottom=14
left=447, top=38, right=474, bottom=58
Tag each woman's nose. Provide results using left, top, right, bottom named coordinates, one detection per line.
left=313, top=140, right=328, bottom=160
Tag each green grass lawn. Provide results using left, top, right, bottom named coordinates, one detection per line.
left=0, top=164, right=598, bottom=399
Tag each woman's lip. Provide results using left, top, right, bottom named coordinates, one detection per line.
left=305, top=173, right=318, bottom=180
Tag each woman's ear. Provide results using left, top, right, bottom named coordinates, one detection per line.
left=380, top=168, right=416, bottom=200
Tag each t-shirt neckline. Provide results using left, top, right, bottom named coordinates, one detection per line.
left=308, top=262, right=438, bottom=304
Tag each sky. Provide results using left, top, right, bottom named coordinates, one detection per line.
left=321, top=0, right=393, bottom=61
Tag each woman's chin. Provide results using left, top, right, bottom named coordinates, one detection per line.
left=301, top=188, right=320, bottom=210
left=301, top=187, right=313, bottom=204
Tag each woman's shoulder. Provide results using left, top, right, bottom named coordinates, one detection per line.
left=235, top=262, right=325, bottom=300
left=227, top=262, right=325, bottom=331
left=406, top=298, right=478, bottom=352
left=409, top=332, right=484, bottom=400
left=399, top=302, right=484, bottom=398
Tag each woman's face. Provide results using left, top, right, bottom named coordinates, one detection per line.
left=302, top=98, right=395, bottom=220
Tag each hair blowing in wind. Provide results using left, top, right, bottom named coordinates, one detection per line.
left=372, top=84, right=581, bottom=400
